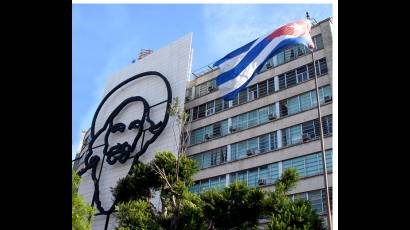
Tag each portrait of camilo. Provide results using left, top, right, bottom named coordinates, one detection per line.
left=77, top=71, right=172, bottom=215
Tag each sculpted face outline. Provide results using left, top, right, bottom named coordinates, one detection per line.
left=77, top=71, right=172, bottom=215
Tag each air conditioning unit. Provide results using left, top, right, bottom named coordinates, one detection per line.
left=206, top=107, right=215, bottom=116
left=258, top=179, right=266, bottom=186
left=246, top=149, right=255, bottom=156
left=229, top=126, right=237, bottom=133
left=302, top=133, right=313, bottom=142
left=324, top=96, right=332, bottom=103
left=248, top=92, right=255, bottom=101
left=204, top=134, right=212, bottom=140
left=185, top=96, right=191, bottom=102
left=266, top=62, right=272, bottom=69
left=208, top=86, right=216, bottom=92
left=268, top=114, right=277, bottom=120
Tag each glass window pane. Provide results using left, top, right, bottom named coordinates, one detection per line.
left=280, top=100, right=288, bottom=117
left=221, top=119, right=229, bottom=136
left=198, top=104, right=206, bottom=118
left=319, top=58, right=328, bottom=75
left=270, top=163, right=279, bottom=184
left=238, top=114, right=248, bottom=130
left=237, top=171, right=247, bottom=184
left=278, top=74, right=286, bottom=90
left=286, top=70, right=297, bottom=88
left=248, top=110, right=259, bottom=127
left=190, top=154, right=203, bottom=169
left=314, top=34, right=324, bottom=50
left=292, top=157, right=306, bottom=177
left=276, top=51, right=285, bottom=66
left=238, top=89, right=248, bottom=104
left=309, top=190, right=323, bottom=213
left=215, top=99, right=223, bottom=113
left=258, top=106, right=270, bottom=124
left=290, top=125, right=302, bottom=144
left=296, top=66, right=309, bottom=83
left=192, top=107, right=198, bottom=120
left=248, top=138, right=258, bottom=151
left=287, top=96, right=300, bottom=115
left=210, top=177, right=220, bottom=189
left=259, top=166, right=269, bottom=181
left=300, top=92, right=312, bottom=111
left=248, top=169, right=258, bottom=187
left=237, top=141, right=247, bottom=159
left=259, top=134, right=270, bottom=153
left=230, top=144, right=238, bottom=161
left=270, top=131, right=278, bottom=150
left=203, top=152, right=211, bottom=168
left=305, top=154, right=319, bottom=176
left=259, top=81, right=268, bottom=97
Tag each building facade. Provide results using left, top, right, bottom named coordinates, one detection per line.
left=184, top=18, right=333, bottom=225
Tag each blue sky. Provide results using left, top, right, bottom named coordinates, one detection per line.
left=72, top=4, right=332, bottom=158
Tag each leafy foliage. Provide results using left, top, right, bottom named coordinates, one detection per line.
left=112, top=162, right=162, bottom=203
left=201, top=182, right=265, bottom=229
left=72, top=169, right=95, bottom=230
left=115, top=200, right=162, bottom=230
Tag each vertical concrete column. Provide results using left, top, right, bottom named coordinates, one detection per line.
left=225, top=174, right=230, bottom=187
left=229, top=100, right=233, bottom=108
left=276, top=129, right=283, bottom=149
left=275, top=102, right=280, bottom=118
left=228, top=118, right=232, bottom=133
left=274, top=76, right=279, bottom=92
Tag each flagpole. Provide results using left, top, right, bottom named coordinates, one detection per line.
left=311, top=50, right=333, bottom=230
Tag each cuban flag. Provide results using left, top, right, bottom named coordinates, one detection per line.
left=214, top=19, right=315, bottom=101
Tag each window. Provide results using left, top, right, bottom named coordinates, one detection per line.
left=238, top=89, right=248, bottom=104
left=296, top=66, right=309, bottom=83
left=259, top=80, right=268, bottom=97
left=248, top=110, right=259, bottom=128
left=309, top=190, right=324, bottom=213
left=237, top=113, right=248, bottom=130
left=206, top=101, right=215, bottom=116
left=191, top=154, right=203, bottom=169
left=248, top=168, right=258, bottom=187
left=322, top=115, right=333, bottom=136
left=270, top=131, right=278, bottom=150
left=300, top=92, right=313, bottom=111
left=278, top=74, right=286, bottom=90
left=215, top=98, right=223, bottom=113
left=279, top=100, right=288, bottom=117
left=192, top=107, right=198, bottom=120
left=268, top=78, right=275, bottom=94
left=197, top=104, right=206, bottom=119
left=270, top=163, right=279, bottom=184
left=248, top=84, right=258, bottom=101
left=258, top=106, right=270, bottom=124
left=259, top=166, right=269, bottom=182
left=313, top=34, right=324, bottom=50
left=283, top=150, right=333, bottom=178
left=282, top=125, right=302, bottom=146
left=287, top=96, right=300, bottom=115
left=259, top=134, right=270, bottom=153
left=286, top=70, right=297, bottom=88
left=276, top=51, right=285, bottom=66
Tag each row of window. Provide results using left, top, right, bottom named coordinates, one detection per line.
left=188, top=34, right=325, bottom=101
left=190, top=146, right=228, bottom=169
left=189, top=85, right=332, bottom=146
left=189, top=57, right=328, bottom=121
left=280, top=85, right=331, bottom=117
left=289, top=188, right=332, bottom=214
left=190, top=119, right=229, bottom=145
left=189, top=149, right=333, bottom=194
left=190, top=115, right=332, bottom=169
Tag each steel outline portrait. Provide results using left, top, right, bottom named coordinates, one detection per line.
left=77, top=71, right=172, bottom=216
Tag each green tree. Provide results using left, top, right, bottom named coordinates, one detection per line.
left=265, top=169, right=325, bottom=230
left=72, top=169, right=95, bottom=230
left=115, top=200, right=163, bottom=230
left=201, top=181, right=265, bottom=229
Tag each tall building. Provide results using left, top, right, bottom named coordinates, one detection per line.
left=184, top=17, right=333, bottom=225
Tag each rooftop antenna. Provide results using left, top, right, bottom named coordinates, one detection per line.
left=306, top=11, right=318, bottom=25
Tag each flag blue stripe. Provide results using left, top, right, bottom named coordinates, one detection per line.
left=221, top=37, right=310, bottom=101
left=213, top=38, right=257, bottom=67
left=216, top=37, right=272, bottom=86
